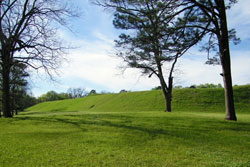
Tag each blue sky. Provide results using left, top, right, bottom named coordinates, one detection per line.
left=30, top=0, right=250, bottom=97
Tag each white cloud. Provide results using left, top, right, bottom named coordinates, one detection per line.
left=176, top=50, right=250, bottom=87
left=59, top=36, right=159, bottom=92
left=231, top=51, right=250, bottom=85
left=31, top=29, right=250, bottom=96
left=227, top=1, right=250, bottom=40
left=30, top=1, right=250, bottom=96
left=175, top=58, right=222, bottom=86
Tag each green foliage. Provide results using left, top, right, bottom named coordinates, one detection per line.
left=151, top=86, right=162, bottom=90
left=38, top=91, right=71, bottom=102
left=112, top=0, right=200, bottom=76
left=193, top=83, right=223, bottom=88
left=0, top=62, right=33, bottom=115
left=14, top=92, right=37, bottom=111
left=174, top=85, right=183, bottom=89
left=88, top=89, right=97, bottom=96
left=119, top=89, right=128, bottom=93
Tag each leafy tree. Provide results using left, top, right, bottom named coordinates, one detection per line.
left=178, top=0, right=238, bottom=120
left=17, top=92, right=37, bottom=112
left=37, top=91, right=70, bottom=102
left=0, top=62, right=30, bottom=116
left=196, top=83, right=223, bottom=88
left=88, top=89, right=97, bottom=96
left=0, top=0, right=77, bottom=117
left=9, top=63, right=29, bottom=115
left=119, top=89, right=128, bottom=93
left=95, top=0, right=205, bottom=112
left=152, top=86, right=162, bottom=90
left=58, top=93, right=71, bottom=100
left=174, top=85, right=183, bottom=89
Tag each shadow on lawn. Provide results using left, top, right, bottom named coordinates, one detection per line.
left=15, top=112, right=250, bottom=146
left=20, top=109, right=78, bottom=116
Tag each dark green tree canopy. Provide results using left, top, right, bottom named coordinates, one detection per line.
left=110, top=0, right=203, bottom=76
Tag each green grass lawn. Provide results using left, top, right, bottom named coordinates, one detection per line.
left=1, top=110, right=250, bottom=167
left=1, top=86, right=250, bottom=166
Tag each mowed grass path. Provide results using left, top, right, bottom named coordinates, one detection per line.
left=1, top=110, right=250, bottom=167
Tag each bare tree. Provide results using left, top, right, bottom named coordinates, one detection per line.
left=0, top=0, right=78, bottom=117
left=67, top=87, right=87, bottom=99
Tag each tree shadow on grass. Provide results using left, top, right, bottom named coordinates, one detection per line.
left=16, top=114, right=88, bottom=133
left=20, top=109, right=78, bottom=116
left=14, top=113, right=250, bottom=147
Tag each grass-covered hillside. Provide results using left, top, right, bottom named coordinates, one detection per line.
left=27, top=85, right=250, bottom=114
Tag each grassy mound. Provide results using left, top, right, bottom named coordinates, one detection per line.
left=26, top=85, right=250, bottom=114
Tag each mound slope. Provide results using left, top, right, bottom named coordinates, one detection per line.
left=27, top=85, right=250, bottom=113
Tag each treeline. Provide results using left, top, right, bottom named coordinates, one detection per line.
left=0, top=91, right=37, bottom=115
left=181, top=83, right=223, bottom=89
left=0, top=63, right=37, bottom=117
left=37, top=88, right=97, bottom=102
left=38, top=83, right=226, bottom=103
left=0, top=87, right=98, bottom=116
left=152, top=83, right=223, bottom=90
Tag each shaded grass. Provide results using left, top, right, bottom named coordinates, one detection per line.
left=1, top=110, right=250, bottom=167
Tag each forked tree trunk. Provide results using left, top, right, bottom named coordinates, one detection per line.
left=158, top=68, right=175, bottom=112
left=158, top=72, right=171, bottom=112
left=159, top=79, right=172, bottom=112
left=218, top=0, right=237, bottom=121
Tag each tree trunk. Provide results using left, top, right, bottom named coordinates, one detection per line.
left=166, top=76, right=173, bottom=112
left=218, top=0, right=237, bottom=121
left=158, top=72, right=171, bottom=112
left=161, top=87, right=170, bottom=112
left=11, top=87, right=16, bottom=116
left=2, top=57, right=12, bottom=118
left=159, top=77, right=171, bottom=112
left=166, top=92, right=171, bottom=112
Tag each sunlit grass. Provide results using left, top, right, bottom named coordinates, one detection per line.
left=27, top=85, right=250, bottom=114
left=1, top=85, right=249, bottom=166
left=0, top=110, right=250, bottom=167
